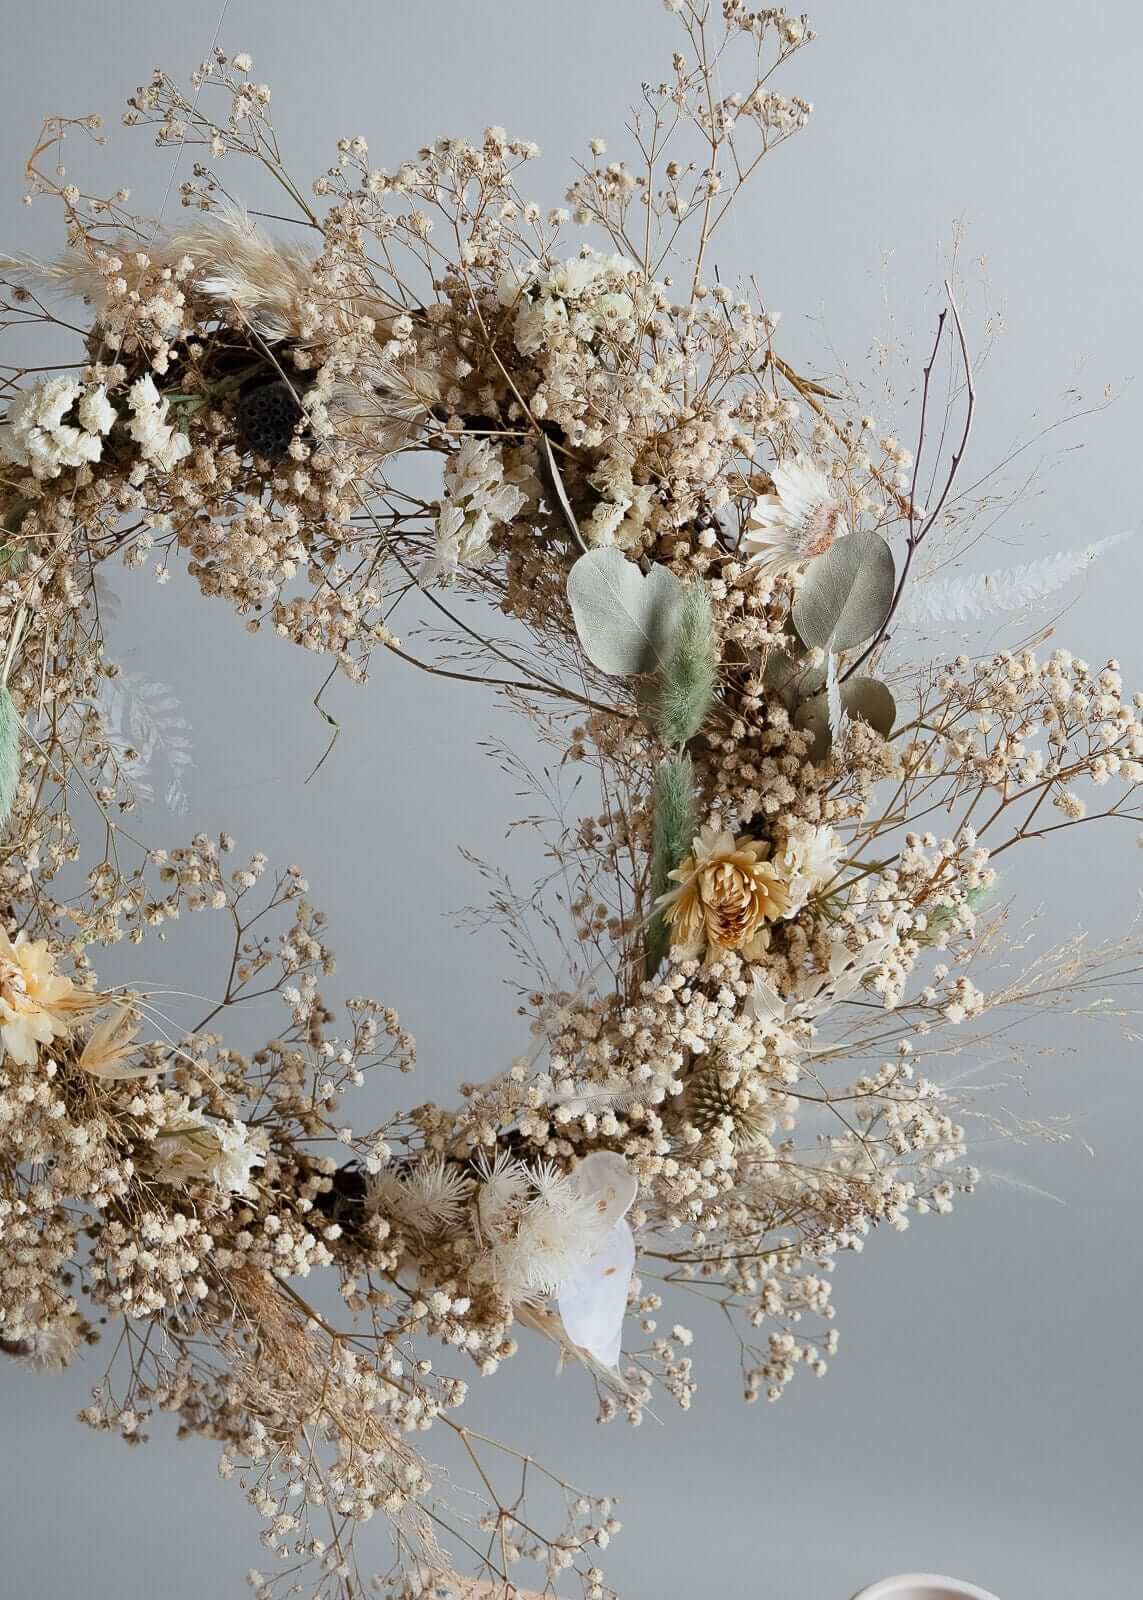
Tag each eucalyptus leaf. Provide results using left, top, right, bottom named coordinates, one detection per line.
left=567, top=547, right=686, bottom=677
left=792, top=529, right=895, bottom=652
left=764, top=645, right=824, bottom=713
left=843, top=676, right=895, bottom=736
left=792, top=695, right=832, bottom=762
left=794, top=674, right=896, bottom=761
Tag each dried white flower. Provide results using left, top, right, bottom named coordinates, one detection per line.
left=743, top=456, right=847, bottom=574
left=152, top=1111, right=265, bottom=1195
left=556, top=1153, right=637, bottom=1368
left=1, top=376, right=113, bottom=479
left=126, top=374, right=192, bottom=472
left=427, top=437, right=528, bottom=581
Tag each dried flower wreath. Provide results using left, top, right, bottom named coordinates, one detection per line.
left=1, top=6, right=1139, bottom=1598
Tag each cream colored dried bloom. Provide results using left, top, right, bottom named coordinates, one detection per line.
left=0, top=376, right=112, bottom=480
left=0, top=925, right=95, bottom=1066
left=151, top=1110, right=265, bottom=1195
left=657, top=825, right=791, bottom=959
left=427, top=436, right=528, bottom=581
left=125, top=374, right=191, bottom=471
left=742, top=456, right=847, bottom=574
left=779, top=822, right=844, bottom=914
left=78, top=1003, right=155, bottom=1081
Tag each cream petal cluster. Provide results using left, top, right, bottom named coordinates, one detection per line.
left=779, top=821, right=844, bottom=915
left=152, top=1109, right=265, bottom=1195
left=0, top=924, right=93, bottom=1066
left=125, top=374, right=192, bottom=472
left=501, top=250, right=637, bottom=357
left=427, top=436, right=528, bottom=581
left=1, top=376, right=116, bottom=480
left=657, top=825, right=791, bottom=960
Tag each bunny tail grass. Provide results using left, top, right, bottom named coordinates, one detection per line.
left=0, top=686, right=21, bottom=831
left=645, top=753, right=696, bottom=978
left=656, top=579, right=717, bottom=746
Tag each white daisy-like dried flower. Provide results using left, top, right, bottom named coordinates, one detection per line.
left=742, top=456, right=847, bottom=574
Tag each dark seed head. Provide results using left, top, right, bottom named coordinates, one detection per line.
left=235, top=381, right=303, bottom=461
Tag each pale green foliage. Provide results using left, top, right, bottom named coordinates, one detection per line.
left=0, top=686, right=20, bottom=830
left=792, top=528, right=896, bottom=651
left=794, top=674, right=896, bottom=761
left=656, top=580, right=717, bottom=746
left=645, top=753, right=696, bottom=977
left=567, top=547, right=686, bottom=676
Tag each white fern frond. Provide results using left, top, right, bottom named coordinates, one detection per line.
left=900, top=530, right=1134, bottom=628
left=89, top=672, right=193, bottom=816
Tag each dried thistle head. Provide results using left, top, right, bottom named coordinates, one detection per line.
left=687, top=1062, right=770, bottom=1150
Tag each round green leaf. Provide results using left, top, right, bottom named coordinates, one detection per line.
left=764, top=644, right=825, bottom=713
left=843, top=676, right=896, bottom=737
left=791, top=529, right=896, bottom=652
left=793, top=675, right=896, bottom=762
left=567, top=547, right=686, bottom=677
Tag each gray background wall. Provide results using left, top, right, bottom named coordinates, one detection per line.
left=1, top=3, right=1141, bottom=1596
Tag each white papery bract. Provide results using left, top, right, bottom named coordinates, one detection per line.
left=555, top=1151, right=637, bottom=1368
left=426, top=435, right=529, bottom=581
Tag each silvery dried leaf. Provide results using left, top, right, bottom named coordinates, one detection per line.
left=792, top=528, right=895, bottom=652
left=843, top=676, right=895, bottom=736
left=567, top=547, right=686, bottom=677
left=764, top=643, right=824, bottom=712
left=794, top=674, right=895, bottom=760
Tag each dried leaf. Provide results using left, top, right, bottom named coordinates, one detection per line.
left=0, top=686, right=20, bottom=830
left=567, top=547, right=686, bottom=677
left=541, top=435, right=584, bottom=548
left=792, top=528, right=895, bottom=652
left=794, top=675, right=896, bottom=760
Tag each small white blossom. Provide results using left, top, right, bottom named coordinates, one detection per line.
left=126, top=374, right=192, bottom=472
left=1, top=376, right=114, bottom=479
